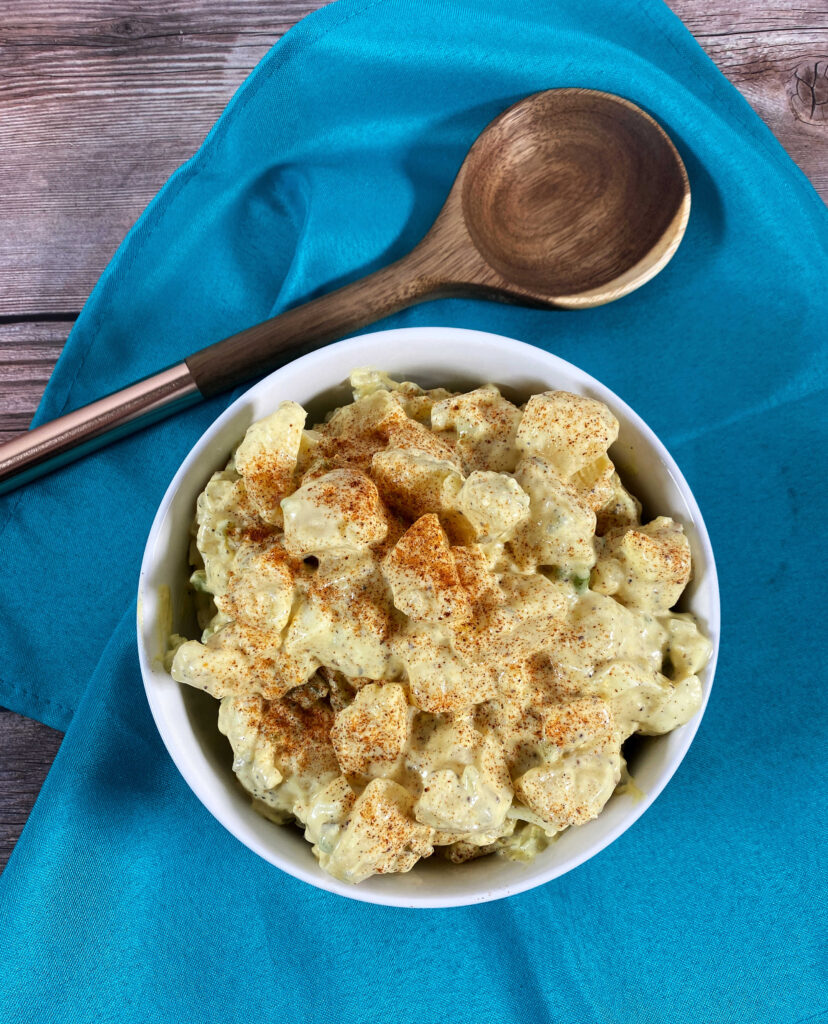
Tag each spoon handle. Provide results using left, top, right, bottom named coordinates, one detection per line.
left=0, top=249, right=445, bottom=494
left=187, top=250, right=438, bottom=396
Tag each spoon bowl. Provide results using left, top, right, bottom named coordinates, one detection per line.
left=428, top=89, right=690, bottom=306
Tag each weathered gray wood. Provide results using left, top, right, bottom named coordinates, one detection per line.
left=0, top=1, right=825, bottom=316
left=674, top=2, right=828, bottom=197
left=1, top=0, right=827, bottom=875
left=0, top=321, right=70, bottom=439
left=0, top=709, right=63, bottom=869
left=0, top=1, right=322, bottom=316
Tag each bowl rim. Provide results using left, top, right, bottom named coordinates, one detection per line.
left=137, top=326, right=720, bottom=908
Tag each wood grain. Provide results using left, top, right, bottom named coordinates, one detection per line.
left=676, top=2, right=828, bottom=197
left=448, top=90, right=690, bottom=305
left=0, top=321, right=71, bottom=443
left=0, top=1, right=320, bottom=316
left=0, top=0, right=826, bottom=875
left=0, top=709, right=63, bottom=869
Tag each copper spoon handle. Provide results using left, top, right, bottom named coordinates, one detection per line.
left=0, top=246, right=458, bottom=495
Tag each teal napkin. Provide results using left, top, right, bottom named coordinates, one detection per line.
left=1, top=0, right=826, bottom=1019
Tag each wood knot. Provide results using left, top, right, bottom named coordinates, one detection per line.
left=111, top=18, right=146, bottom=39
left=789, top=59, right=828, bottom=126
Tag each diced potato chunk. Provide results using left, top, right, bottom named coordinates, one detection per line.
left=234, top=401, right=306, bottom=526
left=171, top=620, right=289, bottom=700
left=454, top=572, right=571, bottom=665
left=325, top=388, right=408, bottom=437
left=514, top=697, right=621, bottom=829
left=386, top=418, right=460, bottom=464
left=569, top=591, right=667, bottom=670
left=539, top=695, right=614, bottom=748
left=301, top=775, right=357, bottom=855
left=510, top=456, right=597, bottom=571
left=382, top=514, right=471, bottom=623
left=595, top=471, right=642, bottom=534
left=283, top=564, right=394, bottom=680
left=587, top=661, right=702, bottom=739
left=218, top=693, right=338, bottom=799
left=281, top=468, right=387, bottom=557
left=330, top=683, right=409, bottom=775
left=569, top=454, right=616, bottom=512
left=313, top=390, right=409, bottom=473
left=516, top=391, right=619, bottom=477
left=455, top=470, right=530, bottom=541
left=431, top=385, right=522, bottom=472
left=663, top=613, right=713, bottom=678
left=598, top=516, right=692, bottom=612
left=415, top=733, right=512, bottom=834
left=397, top=623, right=496, bottom=713
left=371, top=449, right=462, bottom=520
left=223, top=540, right=295, bottom=632
left=348, top=369, right=453, bottom=424
left=450, top=545, right=502, bottom=608
left=321, top=778, right=434, bottom=883
left=349, top=368, right=401, bottom=399
left=195, top=470, right=250, bottom=598
left=514, top=756, right=618, bottom=830
left=217, top=694, right=283, bottom=793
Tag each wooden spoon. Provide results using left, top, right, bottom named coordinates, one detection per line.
left=0, top=88, right=690, bottom=492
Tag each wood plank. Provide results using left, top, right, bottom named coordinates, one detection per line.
left=0, top=1, right=825, bottom=316
left=0, top=321, right=69, bottom=437
left=0, top=1, right=325, bottom=315
left=669, top=1, right=828, bottom=197
left=0, top=709, right=63, bottom=872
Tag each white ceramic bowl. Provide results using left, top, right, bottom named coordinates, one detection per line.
left=138, top=327, right=719, bottom=908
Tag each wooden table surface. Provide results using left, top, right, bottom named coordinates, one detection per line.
left=1, top=0, right=826, bottom=873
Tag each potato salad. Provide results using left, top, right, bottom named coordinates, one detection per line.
left=168, top=370, right=711, bottom=883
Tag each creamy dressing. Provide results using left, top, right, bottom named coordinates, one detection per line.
left=169, top=369, right=711, bottom=883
